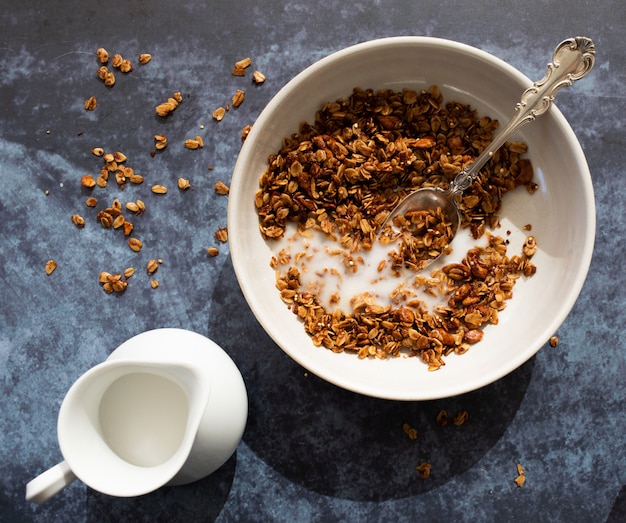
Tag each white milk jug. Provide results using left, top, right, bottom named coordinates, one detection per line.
left=25, top=328, right=248, bottom=503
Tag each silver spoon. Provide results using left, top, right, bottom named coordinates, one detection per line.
left=382, top=37, right=595, bottom=266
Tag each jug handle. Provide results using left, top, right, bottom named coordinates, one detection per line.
left=25, top=460, right=77, bottom=504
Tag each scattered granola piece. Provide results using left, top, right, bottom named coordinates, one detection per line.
left=214, top=227, right=228, bottom=243
left=435, top=409, right=448, bottom=426
left=178, top=178, right=191, bottom=190
left=212, top=107, right=226, bottom=121
left=99, top=271, right=128, bottom=293
left=402, top=423, right=418, bottom=440
left=235, top=57, right=251, bottom=69
left=85, top=197, right=97, bottom=207
left=214, top=180, right=230, bottom=195
left=128, top=238, right=143, bottom=252
left=252, top=70, right=266, bottom=84
left=146, top=259, right=159, bottom=274
left=123, top=267, right=135, bottom=279
left=231, top=89, right=245, bottom=107
left=184, top=137, right=203, bottom=149
left=415, top=462, right=431, bottom=479
left=96, top=210, right=113, bottom=228
left=232, top=56, right=251, bottom=75
left=96, top=48, right=109, bottom=63
left=514, top=463, right=526, bottom=487
left=45, top=260, right=57, bottom=276
left=129, top=172, right=143, bottom=184
left=112, top=215, right=125, bottom=229
left=151, top=184, right=168, bottom=194
left=207, top=247, right=219, bottom=257
left=123, top=221, right=134, bottom=236
left=138, top=53, right=152, bottom=65
left=241, top=124, right=252, bottom=141
left=150, top=279, right=159, bottom=289
left=549, top=336, right=559, bottom=347
left=104, top=71, right=116, bottom=87
left=111, top=53, right=123, bottom=68
left=84, top=96, right=97, bottom=111
left=113, top=151, right=126, bottom=163
left=119, top=59, right=133, bottom=73
left=71, top=214, right=85, bottom=228
left=154, top=134, right=168, bottom=150
left=81, top=175, right=96, bottom=188
left=155, top=93, right=181, bottom=117
left=452, top=410, right=469, bottom=426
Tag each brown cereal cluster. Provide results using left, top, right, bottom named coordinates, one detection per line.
left=257, top=86, right=535, bottom=244
left=261, top=86, right=538, bottom=369
left=274, top=232, right=537, bottom=369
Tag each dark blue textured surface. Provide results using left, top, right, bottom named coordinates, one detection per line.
left=1, top=1, right=624, bottom=522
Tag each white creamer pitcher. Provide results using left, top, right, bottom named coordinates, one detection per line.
left=25, top=328, right=248, bottom=504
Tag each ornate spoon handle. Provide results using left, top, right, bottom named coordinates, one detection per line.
left=450, top=37, right=595, bottom=194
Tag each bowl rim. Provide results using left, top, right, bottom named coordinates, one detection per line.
left=228, top=36, right=596, bottom=400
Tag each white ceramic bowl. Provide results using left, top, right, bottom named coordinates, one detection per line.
left=228, top=37, right=595, bottom=400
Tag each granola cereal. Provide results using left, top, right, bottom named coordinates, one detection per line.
left=96, top=48, right=109, bottom=64
left=84, top=96, right=97, bottom=111
left=45, top=260, right=57, bottom=276
left=214, top=180, right=230, bottom=195
left=252, top=71, right=266, bottom=84
left=257, top=86, right=538, bottom=369
left=415, top=462, right=431, bottom=479
left=156, top=92, right=182, bottom=117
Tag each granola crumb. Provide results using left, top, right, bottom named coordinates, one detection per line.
left=549, top=336, right=559, bottom=347
left=45, top=260, right=57, bottom=275
left=214, top=180, right=230, bottom=195
left=84, top=96, right=97, bottom=111
left=514, top=463, right=526, bottom=487
left=214, top=227, right=228, bottom=243
left=252, top=70, right=266, bottom=84
left=402, top=423, right=418, bottom=440
left=452, top=410, right=469, bottom=426
left=415, top=462, right=431, bottom=479
left=435, top=409, right=448, bottom=426
left=212, top=106, right=226, bottom=121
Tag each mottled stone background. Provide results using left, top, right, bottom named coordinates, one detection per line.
left=1, top=1, right=624, bottom=522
